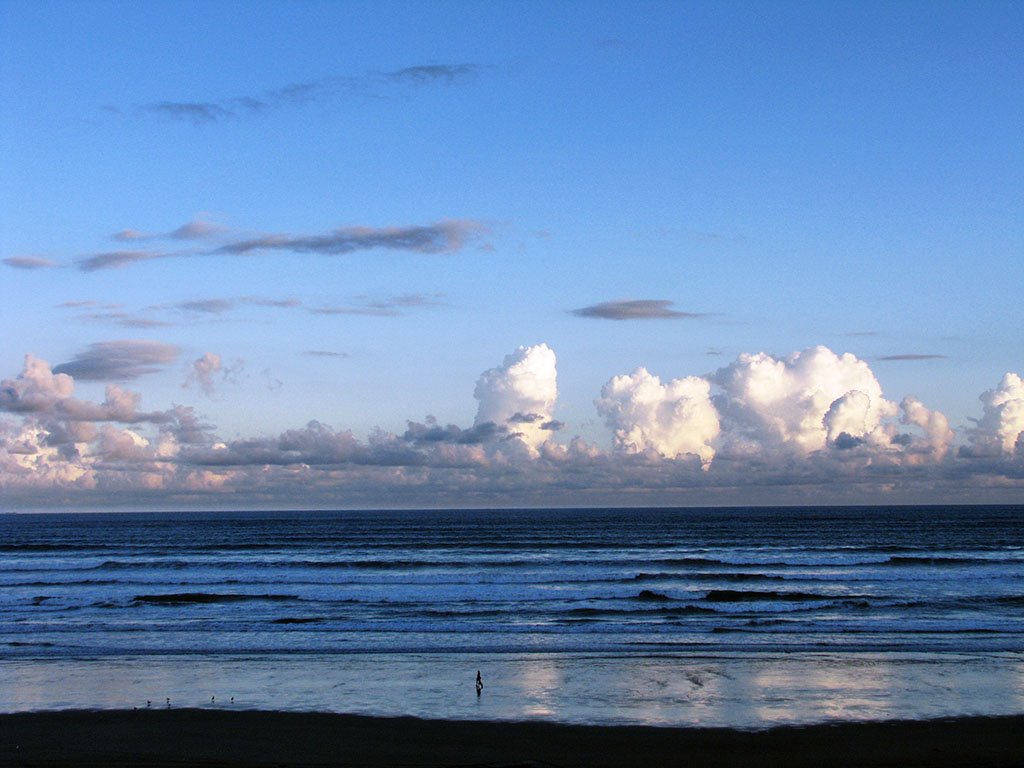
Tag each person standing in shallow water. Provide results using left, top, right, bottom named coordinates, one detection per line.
left=475, top=670, right=483, bottom=696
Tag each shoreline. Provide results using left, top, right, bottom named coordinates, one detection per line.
left=3, top=709, right=1024, bottom=767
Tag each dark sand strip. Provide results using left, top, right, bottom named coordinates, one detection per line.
left=2, top=709, right=1023, bottom=767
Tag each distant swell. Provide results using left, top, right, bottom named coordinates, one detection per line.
left=702, top=590, right=836, bottom=603
left=885, top=556, right=1004, bottom=566
left=133, top=593, right=299, bottom=605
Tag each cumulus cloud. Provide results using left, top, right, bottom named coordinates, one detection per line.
left=712, top=346, right=898, bottom=455
left=572, top=299, right=704, bottom=321
left=3, top=256, right=56, bottom=270
left=0, top=355, right=75, bottom=413
left=597, top=368, right=719, bottom=466
left=184, top=353, right=243, bottom=395
left=53, top=340, right=180, bottom=381
left=963, top=373, right=1024, bottom=457
left=474, top=344, right=558, bottom=451
left=1, top=343, right=1022, bottom=508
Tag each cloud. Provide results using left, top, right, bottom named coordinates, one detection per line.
left=312, top=293, right=444, bottom=317
left=3, top=256, right=56, bottom=270
left=170, top=219, right=225, bottom=240
left=597, top=368, right=719, bottom=466
left=178, top=299, right=235, bottom=314
left=78, top=250, right=163, bottom=271
left=0, top=355, right=75, bottom=413
left=217, top=220, right=480, bottom=256
left=137, top=63, right=480, bottom=124
left=963, top=373, right=1024, bottom=457
left=303, top=350, right=350, bottom=358
left=474, top=344, right=558, bottom=451
left=110, top=218, right=225, bottom=243
left=78, top=220, right=483, bottom=271
left=184, top=353, right=242, bottom=396
left=53, top=340, right=180, bottom=381
left=144, top=101, right=235, bottom=124
left=712, top=346, right=898, bottom=455
left=571, top=300, right=705, bottom=321
left=386, top=64, right=477, bottom=85
left=878, top=354, right=948, bottom=361
left=2, top=344, right=1022, bottom=508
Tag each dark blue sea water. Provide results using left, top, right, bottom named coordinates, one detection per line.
left=2, top=506, right=1024, bottom=726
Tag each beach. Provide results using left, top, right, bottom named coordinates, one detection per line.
left=3, top=709, right=1024, bottom=767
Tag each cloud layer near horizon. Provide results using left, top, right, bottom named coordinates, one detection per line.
left=1, top=343, right=1022, bottom=507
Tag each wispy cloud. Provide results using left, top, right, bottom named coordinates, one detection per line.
left=216, top=221, right=479, bottom=257
left=312, top=294, right=444, bottom=317
left=177, top=299, right=235, bottom=314
left=78, top=250, right=166, bottom=271
left=3, top=256, right=57, bottom=270
left=386, top=64, right=477, bottom=85
left=303, top=350, right=350, bottom=358
left=111, top=217, right=224, bottom=243
left=878, top=354, right=948, bottom=361
left=137, top=63, right=480, bottom=124
left=53, top=340, right=180, bottom=381
left=572, top=299, right=706, bottom=321
left=78, top=220, right=484, bottom=271
left=145, top=101, right=236, bottom=124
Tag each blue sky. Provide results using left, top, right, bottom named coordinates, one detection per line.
left=1, top=1, right=1022, bottom=509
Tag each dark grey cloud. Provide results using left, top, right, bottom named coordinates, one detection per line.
left=138, top=63, right=479, bottom=124
left=403, top=418, right=504, bottom=446
left=3, top=256, right=56, bottom=270
left=877, top=354, right=948, bottom=362
left=572, top=299, right=706, bottom=321
left=53, top=340, right=180, bottom=381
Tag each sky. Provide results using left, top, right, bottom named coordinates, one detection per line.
left=1, top=0, right=1022, bottom=510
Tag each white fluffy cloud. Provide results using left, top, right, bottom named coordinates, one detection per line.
left=596, top=368, right=719, bottom=466
left=1, top=343, right=1022, bottom=507
left=965, top=373, right=1024, bottom=456
left=712, top=346, right=897, bottom=455
left=473, top=343, right=558, bottom=451
left=0, top=354, right=75, bottom=413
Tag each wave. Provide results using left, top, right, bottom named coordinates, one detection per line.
left=132, top=593, right=301, bottom=605
left=631, top=572, right=788, bottom=582
left=702, top=589, right=841, bottom=603
left=271, top=617, right=324, bottom=624
left=565, top=605, right=719, bottom=618
left=884, top=556, right=1011, bottom=566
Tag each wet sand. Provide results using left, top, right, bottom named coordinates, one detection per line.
left=2, top=709, right=1024, bottom=767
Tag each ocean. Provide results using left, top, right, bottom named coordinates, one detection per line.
left=2, top=506, right=1023, bottom=727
